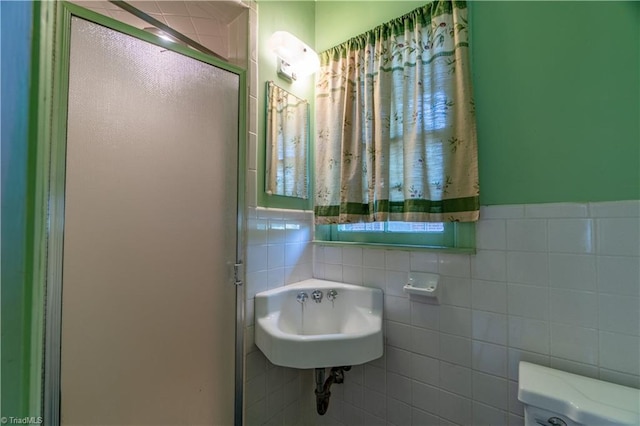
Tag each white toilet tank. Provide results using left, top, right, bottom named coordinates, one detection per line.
left=518, top=362, right=640, bottom=426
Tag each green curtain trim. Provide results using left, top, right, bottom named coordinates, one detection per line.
left=320, top=0, right=467, bottom=60
left=315, top=196, right=480, bottom=217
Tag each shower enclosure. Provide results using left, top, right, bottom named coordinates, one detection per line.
left=43, top=4, right=245, bottom=425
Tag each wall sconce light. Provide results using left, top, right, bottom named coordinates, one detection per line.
left=268, top=31, right=319, bottom=82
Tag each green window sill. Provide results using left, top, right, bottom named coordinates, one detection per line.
left=312, top=240, right=476, bottom=254
left=314, top=222, right=476, bottom=253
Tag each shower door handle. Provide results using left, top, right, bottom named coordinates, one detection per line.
left=234, top=261, right=243, bottom=286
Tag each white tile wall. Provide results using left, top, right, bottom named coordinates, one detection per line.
left=313, top=200, right=640, bottom=425
left=244, top=207, right=314, bottom=426
left=242, top=1, right=319, bottom=422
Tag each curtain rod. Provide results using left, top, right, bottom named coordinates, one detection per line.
left=108, top=0, right=226, bottom=61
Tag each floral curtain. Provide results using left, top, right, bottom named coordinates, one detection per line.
left=314, top=0, right=479, bottom=224
left=266, top=81, right=309, bottom=199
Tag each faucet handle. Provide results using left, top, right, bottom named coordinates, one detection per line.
left=327, top=289, right=338, bottom=301
left=311, top=289, right=323, bottom=303
left=296, top=292, right=308, bottom=304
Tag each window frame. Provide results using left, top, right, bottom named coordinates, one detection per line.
left=314, top=221, right=475, bottom=251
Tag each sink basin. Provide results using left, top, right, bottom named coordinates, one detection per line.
left=254, top=279, right=383, bottom=369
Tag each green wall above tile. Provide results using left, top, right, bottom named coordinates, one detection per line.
left=1, top=0, right=36, bottom=419
left=469, top=1, right=639, bottom=205
left=260, top=1, right=640, bottom=207
left=315, top=1, right=425, bottom=52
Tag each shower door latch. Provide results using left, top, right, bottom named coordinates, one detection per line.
left=234, top=261, right=244, bottom=286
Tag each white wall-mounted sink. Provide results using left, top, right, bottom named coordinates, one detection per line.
left=254, top=279, right=383, bottom=369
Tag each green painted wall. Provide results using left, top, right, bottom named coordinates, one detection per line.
left=257, top=1, right=315, bottom=209
left=1, top=0, right=36, bottom=419
left=470, top=1, right=639, bottom=205
left=315, top=1, right=425, bottom=52
left=313, top=1, right=640, bottom=205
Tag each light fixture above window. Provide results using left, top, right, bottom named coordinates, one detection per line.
left=268, top=31, right=319, bottom=82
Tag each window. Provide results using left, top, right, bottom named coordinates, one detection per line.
left=314, top=2, right=479, bottom=247
left=339, top=222, right=445, bottom=233
left=315, top=221, right=475, bottom=250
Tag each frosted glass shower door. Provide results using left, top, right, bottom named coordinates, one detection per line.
left=61, top=17, right=239, bottom=425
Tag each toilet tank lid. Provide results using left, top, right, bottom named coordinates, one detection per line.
left=518, top=362, right=640, bottom=425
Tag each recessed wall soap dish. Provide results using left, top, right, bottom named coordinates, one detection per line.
left=403, top=272, right=440, bottom=302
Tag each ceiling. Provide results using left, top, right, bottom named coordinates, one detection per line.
left=72, top=1, right=249, bottom=58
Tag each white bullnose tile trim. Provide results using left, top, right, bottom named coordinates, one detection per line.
left=480, top=204, right=525, bottom=219
left=525, top=202, right=589, bottom=218
left=481, top=200, right=640, bottom=219
left=255, top=206, right=314, bottom=220
left=589, top=200, right=640, bottom=217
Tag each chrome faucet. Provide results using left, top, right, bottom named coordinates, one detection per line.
left=311, top=289, right=323, bottom=303
left=327, top=289, right=338, bottom=302
left=296, top=292, right=308, bottom=304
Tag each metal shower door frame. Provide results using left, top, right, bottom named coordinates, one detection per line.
left=40, top=3, right=246, bottom=425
